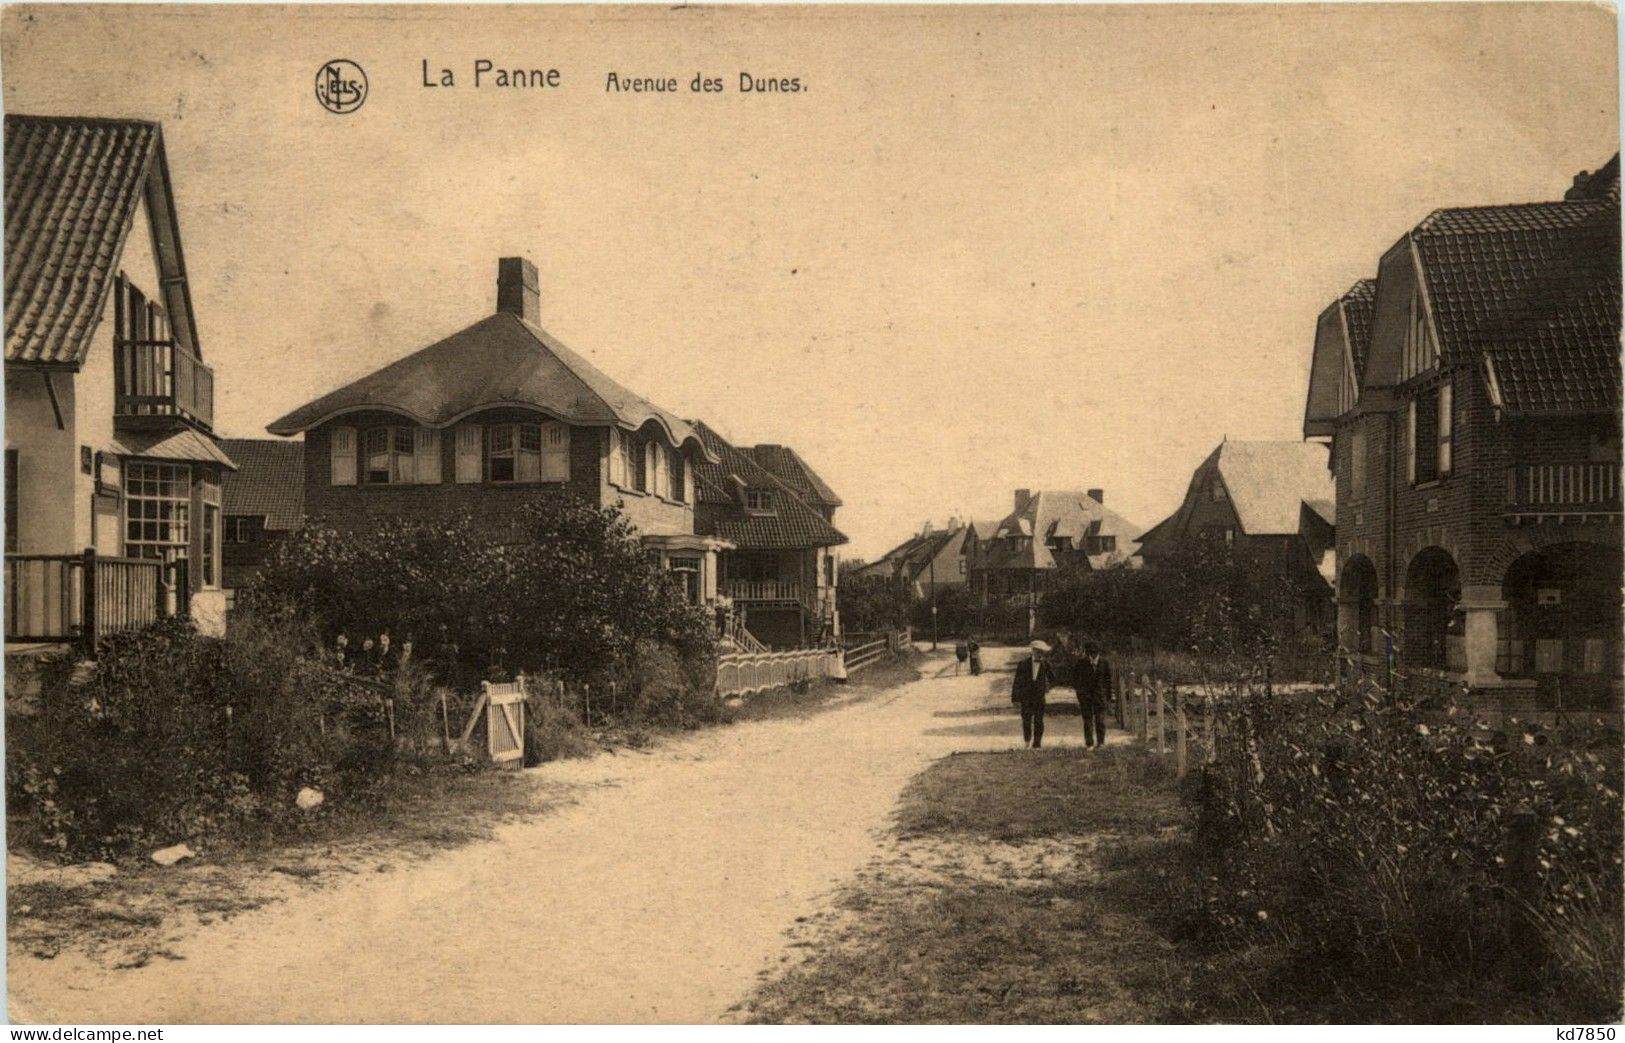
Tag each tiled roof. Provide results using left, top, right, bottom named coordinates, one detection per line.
left=690, top=420, right=848, bottom=550
left=1413, top=182, right=1620, bottom=415
left=5, top=116, right=160, bottom=365
left=110, top=427, right=237, bottom=470
left=266, top=312, right=715, bottom=459
left=1341, top=279, right=1377, bottom=380
left=1214, top=441, right=1333, bottom=536
left=746, top=444, right=842, bottom=507
left=980, top=491, right=1143, bottom=571
left=221, top=438, right=305, bottom=531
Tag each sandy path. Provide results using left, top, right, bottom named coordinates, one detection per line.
left=10, top=646, right=1115, bottom=1024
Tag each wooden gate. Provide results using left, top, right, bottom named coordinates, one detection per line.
left=460, top=676, right=527, bottom=767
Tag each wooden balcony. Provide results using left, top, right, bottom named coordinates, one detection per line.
left=5, top=552, right=184, bottom=652
left=721, top=579, right=804, bottom=604
left=1506, top=463, right=1620, bottom=519
left=115, top=339, right=214, bottom=430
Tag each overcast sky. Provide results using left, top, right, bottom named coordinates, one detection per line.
left=3, top=4, right=1617, bottom=559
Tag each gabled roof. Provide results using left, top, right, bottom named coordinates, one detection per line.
left=981, top=491, right=1143, bottom=570
left=746, top=444, right=842, bottom=508
left=5, top=115, right=200, bottom=367
left=860, top=525, right=963, bottom=582
left=266, top=311, right=714, bottom=458
left=1377, top=155, right=1622, bottom=416
left=1341, top=279, right=1378, bottom=381
left=1138, top=440, right=1333, bottom=551
left=221, top=438, right=305, bottom=531
left=690, top=420, right=848, bottom=550
left=1212, top=440, right=1333, bottom=536
left=1303, top=277, right=1381, bottom=437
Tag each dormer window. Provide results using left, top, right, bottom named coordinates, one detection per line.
left=744, top=488, right=774, bottom=513
left=364, top=426, right=416, bottom=484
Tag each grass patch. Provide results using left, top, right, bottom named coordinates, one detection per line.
left=742, top=744, right=1191, bottom=1024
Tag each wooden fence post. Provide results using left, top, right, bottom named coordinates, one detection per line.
left=1175, top=686, right=1188, bottom=779
left=1138, top=675, right=1149, bottom=743
left=1204, top=694, right=1215, bottom=764
left=584, top=683, right=592, bottom=725
left=1114, top=670, right=1125, bottom=730
left=80, top=548, right=98, bottom=655
left=439, top=691, right=452, bottom=755
left=1156, top=681, right=1167, bottom=755
left=1505, top=803, right=1543, bottom=986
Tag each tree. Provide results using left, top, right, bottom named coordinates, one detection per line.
left=837, top=573, right=912, bottom=633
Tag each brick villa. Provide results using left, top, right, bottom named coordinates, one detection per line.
left=1302, top=155, right=1622, bottom=699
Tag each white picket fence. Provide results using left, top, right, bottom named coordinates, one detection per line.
left=717, top=647, right=843, bottom=697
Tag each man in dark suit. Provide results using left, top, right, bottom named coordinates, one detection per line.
left=1010, top=640, right=1056, bottom=749
left=1073, top=641, right=1113, bottom=748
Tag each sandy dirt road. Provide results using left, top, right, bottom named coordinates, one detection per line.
left=10, top=646, right=1119, bottom=1024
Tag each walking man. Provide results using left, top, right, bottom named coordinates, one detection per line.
left=1073, top=641, right=1112, bottom=748
left=1011, top=640, right=1056, bottom=749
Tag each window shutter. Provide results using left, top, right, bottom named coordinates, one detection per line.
left=683, top=457, right=695, bottom=504
left=329, top=426, right=357, bottom=486
left=542, top=422, right=570, bottom=482
left=414, top=427, right=442, bottom=484
left=1406, top=400, right=1417, bottom=484
left=1437, top=382, right=1453, bottom=475
left=607, top=429, right=624, bottom=486
left=455, top=425, right=482, bottom=484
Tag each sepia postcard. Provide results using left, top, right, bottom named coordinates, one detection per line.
left=1, top=1, right=1621, bottom=1029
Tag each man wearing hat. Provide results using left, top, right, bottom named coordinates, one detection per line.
left=1010, top=640, right=1056, bottom=749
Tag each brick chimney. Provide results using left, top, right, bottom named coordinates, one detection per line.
left=1014, top=489, right=1031, bottom=512
left=497, top=257, right=540, bottom=325
left=1087, top=488, right=1104, bottom=503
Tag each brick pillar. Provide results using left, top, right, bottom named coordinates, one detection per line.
left=1459, top=584, right=1505, bottom=688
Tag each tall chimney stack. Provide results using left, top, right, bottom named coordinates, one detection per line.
left=1087, top=488, right=1104, bottom=504
left=497, top=257, right=540, bottom=325
left=1014, top=489, right=1032, bottom=512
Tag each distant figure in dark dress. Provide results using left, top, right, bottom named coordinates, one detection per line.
left=1011, top=640, right=1056, bottom=749
left=967, top=638, right=982, bottom=676
left=1073, top=641, right=1113, bottom=749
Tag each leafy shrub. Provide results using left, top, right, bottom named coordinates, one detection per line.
left=249, top=497, right=715, bottom=688
left=522, top=695, right=593, bottom=766
left=1184, top=674, right=1624, bottom=1021
left=7, top=610, right=397, bottom=859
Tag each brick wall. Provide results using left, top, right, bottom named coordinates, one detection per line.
left=1334, top=365, right=1622, bottom=604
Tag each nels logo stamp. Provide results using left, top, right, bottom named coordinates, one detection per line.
left=315, top=60, right=367, bottom=114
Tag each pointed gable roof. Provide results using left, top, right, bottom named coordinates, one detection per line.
left=5, top=115, right=201, bottom=367
left=1213, top=440, right=1333, bottom=536
left=1361, top=155, right=1621, bottom=415
left=1304, top=278, right=1378, bottom=436
left=689, top=420, right=847, bottom=550
left=266, top=311, right=714, bottom=458
left=746, top=444, right=842, bottom=508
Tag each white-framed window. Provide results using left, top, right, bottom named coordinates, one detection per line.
left=486, top=422, right=570, bottom=484
left=125, top=462, right=191, bottom=564
left=646, top=442, right=663, bottom=496
left=744, top=488, right=774, bottom=512
left=364, top=426, right=416, bottom=484
left=630, top=436, right=648, bottom=492
left=1411, top=381, right=1451, bottom=484
left=226, top=516, right=252, bottom=543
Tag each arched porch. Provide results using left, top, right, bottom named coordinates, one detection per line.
left=1501, top=541, right=1623, bottom=704
left=1402, top=546, right=1460, bottom=671
left=1337, top=554, right=1380, bottom=655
